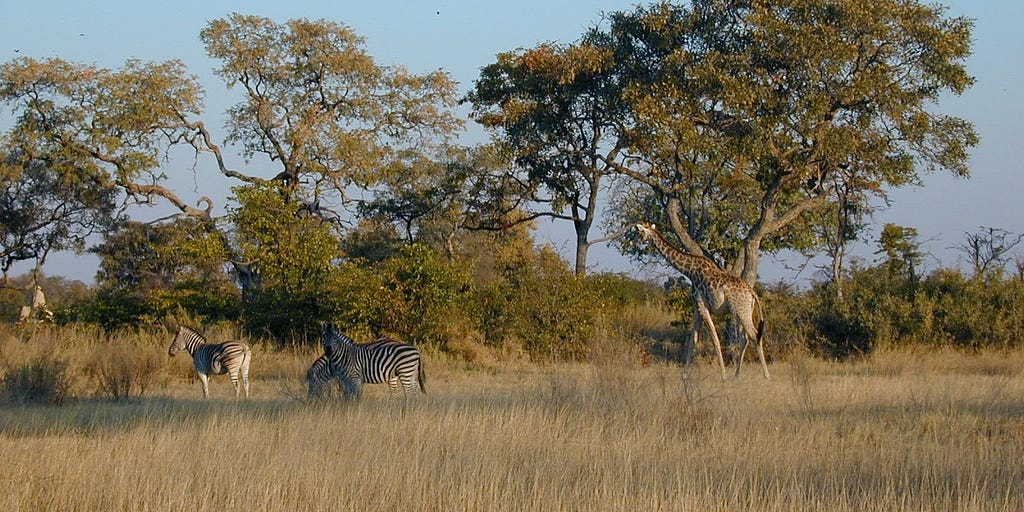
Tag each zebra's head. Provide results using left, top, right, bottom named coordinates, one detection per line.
left=321, top=322, right=356, bottom=354
left=168, top=325, right=200, bottom=357
left=306, top=355, right=332, bottom=399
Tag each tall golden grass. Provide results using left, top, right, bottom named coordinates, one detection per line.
left=1, top=325, right=1023, bottom=511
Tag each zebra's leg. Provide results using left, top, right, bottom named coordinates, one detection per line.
left=399, top=372, right=417, bottom=396
left=198, top=372, right=211, bottom=399
left=229, top=371, right=241, bottom=397
left=341, top=377, right=363, bottom=400
left=387, top=377, right=400, bottom=397
left=240, top=351, right=251, bottom=398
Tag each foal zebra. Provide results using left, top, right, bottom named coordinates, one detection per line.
left=313, top=323, right=425, bottom=399
left=168, top=325, right=252, bottom=398
left=305, top=354, right=344, bottom=398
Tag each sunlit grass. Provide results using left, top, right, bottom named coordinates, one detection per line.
left=1, top=326, right=1023, bottom=511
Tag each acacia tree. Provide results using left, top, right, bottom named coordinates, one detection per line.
left=199, top=14, right=462, bottom=208
left=198, top=14, right=463, bottom=296
left=597, top=0, right=977, bottom=284
left=1, top=15, right=462, bottom=316
left=466, top=42, right=626, bottom=275
left=955, top=227, right=1023, bottom=278
left=0, top=155, right=118, bottom=284
left=0, top=58, right=202, bottom=287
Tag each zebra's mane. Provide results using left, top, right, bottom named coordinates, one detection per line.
left=325, top=323, right=362, bottom=352
left=178, top=324, right=207, bottom=344
left=322, top=323, right=356, bottom=350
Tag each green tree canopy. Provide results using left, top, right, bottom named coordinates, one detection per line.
left=200, top=13, right=463, bottom=206
left=2, top=15, right=465, bottom=304
left=596, top=0, right=975, bottom=283
left=0, top=57, right=205, bottom=282
left=467, top=42, right=625, bottom=274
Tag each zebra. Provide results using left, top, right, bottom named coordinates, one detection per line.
left=168, top=325, right=252, bottom=398
left=305, top=353, right=344, bottom=399
left=314, top=323, right=425, bottom=399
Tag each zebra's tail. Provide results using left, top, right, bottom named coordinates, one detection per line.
left=417, top=360, right=426, bottom=394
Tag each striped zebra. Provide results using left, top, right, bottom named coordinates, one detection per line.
left=305, top=353, right=344, bottom=399
left=168, top=325, right=252, bottom=398
left=315, top=323, right=425, bottom=399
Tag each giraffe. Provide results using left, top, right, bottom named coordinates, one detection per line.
left=635, top=223, right=769, bottom=379
left=16, top=285, right=54, bottom=325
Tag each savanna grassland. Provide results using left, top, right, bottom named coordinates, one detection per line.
left=2, top=326, right=1023, bottom=512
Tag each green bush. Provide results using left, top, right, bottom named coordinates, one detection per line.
left=796, top=263, right=1024, bottom=358
left=477, top=246, right=599, bottom=361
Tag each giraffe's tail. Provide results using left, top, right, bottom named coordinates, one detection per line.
left=754, top=294, right=766, bottom=345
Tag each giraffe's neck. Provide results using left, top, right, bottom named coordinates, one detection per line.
left=649, top=231, right=717, bottom=281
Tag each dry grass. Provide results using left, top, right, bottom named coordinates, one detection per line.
left=1, top=326, right=1023, bottom=511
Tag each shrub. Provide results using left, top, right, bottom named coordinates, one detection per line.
left=1, top=354, right=72, bottom=405
left=83, top=340, right=163, bottom=400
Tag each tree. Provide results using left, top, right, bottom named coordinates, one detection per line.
left=596, top=0, right=976, bottom=284
left=198, top=13, right=464, bottom=301
left=2, top=15, right=464, bottom=325
left=358, top=144, right=524, bottom=261
left=228, top=185, right=340, bottom=338
left=876, top=223, right=923, bottom=289
left=0, top=154, right=118, bottom=284
left=93, top=219, right=230, bottom=291
left=0, top=57, right=197, bottom=284
left=955, top=226, right=1023, bottom=278
left=0, top=57, right=213, bottom=220
left=466, top=42, right=626, bottom=275
left=88, top=218, right=239, bottom=324
left=810, top=172, right=876, bottom=300
left=199, top=13, right=462, bottom=208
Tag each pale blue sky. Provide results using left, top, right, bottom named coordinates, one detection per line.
left=2, top=1, right=1021, bottom=284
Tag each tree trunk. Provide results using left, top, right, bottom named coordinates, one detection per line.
left=572, top=209, right=594, bottom=276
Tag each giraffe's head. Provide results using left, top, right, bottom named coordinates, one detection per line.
left=635, top=222, right=657, bottom=240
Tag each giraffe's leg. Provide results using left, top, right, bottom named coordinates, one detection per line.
left=698, top=303, right=727, bottom=379
left=734, top=331, right=750, bottom=379
left=686, top=309, right=702, bottom=365
left=756, top=337, right=770, bottom=379
left=750, top=316, right=770, bottom=380
left=737, top=313, right=770, bottom=379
